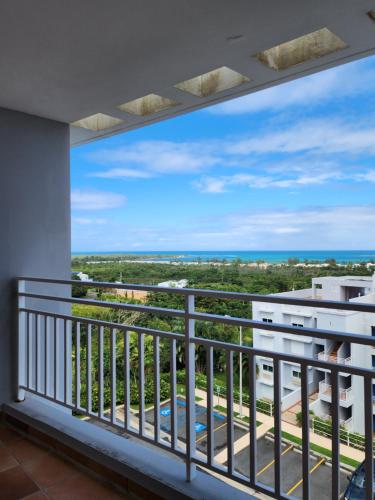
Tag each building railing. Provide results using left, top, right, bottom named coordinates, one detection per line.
left=16, top=277, right=375, bottom=500
left=317, top=351, right=351, bottom=365
left=319, top=381, right=352, bottom=402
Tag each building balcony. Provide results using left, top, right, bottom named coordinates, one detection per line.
left=319, top=381, right=352, bottom=404
left=317, top=351, right=351, bottom=366
left=6, top=276, right=375, bottom=499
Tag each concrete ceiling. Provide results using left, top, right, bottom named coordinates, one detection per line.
left=1, top=0, right=375, bottom=146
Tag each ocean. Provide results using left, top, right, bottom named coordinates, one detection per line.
left=72, top=250, right=375, bottom=264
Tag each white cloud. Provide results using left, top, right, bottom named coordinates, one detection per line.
left=92, top=168, right=154, bottom=179
left=71, top=189, right=126, bottom=211
left=88, top=140, right=220, bottom=177
left=194, top=171, right=342, bottom=193
left=209, top=61, right=375, bottom=115
left=227, top=119, right=375, bottom=156
left=72, top=204, right=375, bottom=251
left=72, top=217, right=108, bottom=225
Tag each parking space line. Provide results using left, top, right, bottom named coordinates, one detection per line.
left=196, top=421, right=227, bottom=444
left=286, top=457, right=325, bottom=496
left=256, top=444, right=293, bottom=477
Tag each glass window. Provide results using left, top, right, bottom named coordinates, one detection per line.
left=262, top=318, right=273, bottom=323
left=263, top=364, right=273, bottom=373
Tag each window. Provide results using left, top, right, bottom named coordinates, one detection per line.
left=263, top=364, right=273, bottom=373
left=292, top=370, right=301, bottom=379
left=372, top=326, right=375, bottom=337
left=262, top=318, right=273, bottom=323
left=292, top=323, right=304, bottom=328
left=372, top=355, right=375, bottom=369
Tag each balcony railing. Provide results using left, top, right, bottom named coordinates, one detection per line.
left=319, top=381, right=352, bottom=402
left=16, top=277, right=375, bottom=500
left=317, top=351, right=351, bottom=365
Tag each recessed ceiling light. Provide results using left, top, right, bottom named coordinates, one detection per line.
left=117, top=93, right=178, bottom=116
left=254, top=27, right=348, bottom=71
left=368, top=9, right=375, bottom=20
left=174, top=66, right=249, bottom=97
left=71, top=113, right=123, bottom=131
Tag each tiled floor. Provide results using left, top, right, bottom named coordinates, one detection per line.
left=0, top=425, right=128, bottom=499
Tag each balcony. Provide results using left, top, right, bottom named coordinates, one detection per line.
left=7, top=276, right=375, bottom=499
left=319, top=381, right=352, bottom=404
left=317, top=351, right=351, bottom=365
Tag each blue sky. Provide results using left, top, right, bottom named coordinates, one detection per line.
left=71, top=56, right=375, bottom=252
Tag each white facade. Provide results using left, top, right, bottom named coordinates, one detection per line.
left=158, top=279, right=188, bottom=288
left=253, top=275, right=375, bottom=434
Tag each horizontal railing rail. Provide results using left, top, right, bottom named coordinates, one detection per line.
left=16, top=277, right=375, bottom=500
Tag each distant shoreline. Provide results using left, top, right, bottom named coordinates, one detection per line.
left=71, top=250, right=375, bottom=265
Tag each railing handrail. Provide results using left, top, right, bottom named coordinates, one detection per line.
left=16, top=276, right=375, bottom=499
left=18, top=291, right=375, bottom=349
left=16, top=276, right=375, bottom=313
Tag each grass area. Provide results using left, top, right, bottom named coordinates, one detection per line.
left=269, top=428, right=360, bottom=469
left=177, top=384, right=203, bottom=401
left=214, top=405, right=262, bottom=426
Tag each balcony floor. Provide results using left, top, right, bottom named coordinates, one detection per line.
left=0, top=424, right=128, bottom=500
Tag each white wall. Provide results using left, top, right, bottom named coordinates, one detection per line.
left=0, top=107, right=70, bottom=405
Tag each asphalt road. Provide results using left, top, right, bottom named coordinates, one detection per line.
left=234, top=436, right=349, bottom=499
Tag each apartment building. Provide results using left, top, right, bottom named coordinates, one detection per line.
left=253, top=275, right=375, bottom=434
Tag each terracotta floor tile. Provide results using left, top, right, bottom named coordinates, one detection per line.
left=0, top=427, right=23, bottom=446
left=0, top=446, right=18, bottom=472
left=45, top=472, right=127, bottom=499
left=0, top=465, right=39, bottom=500
left=21, top=492, right=48, bottom=500
left=22, top=452, right=79, bottom=489
left=7, top=438, right=49, bottom=465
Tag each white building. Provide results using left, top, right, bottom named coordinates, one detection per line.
left=76, top=272, right=93, bottom=282
left=158, top=279, right=188, bottom=288
left=253, top=275, right=375, bottom=434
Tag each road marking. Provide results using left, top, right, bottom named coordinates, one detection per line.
left=196, top=421, right=227, bottom=444
left=286, top=457, right=325, bottom=496
left=256, top=444, right=294, bottom=477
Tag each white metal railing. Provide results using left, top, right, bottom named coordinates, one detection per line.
left=319, top=381, right=352, bottom=402
left=317, top=351, right=351, bottom=365
left=16, top=277, right=375, bottom=500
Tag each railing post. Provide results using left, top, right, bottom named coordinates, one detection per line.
left=17, top=279, right=26, bottom=401
left=185, top=294, right=196, bottom=481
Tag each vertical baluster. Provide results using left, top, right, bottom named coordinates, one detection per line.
left=54, top=317, right=58, bottom=400
left=185, top=294, right=196, bottom=481
left=301, top=364, right=310, bottom=500
left=124, top=330, right=130, bottom=430
left=98, top=326, right=104, bottom=419
left=44, top=315, right=48, bottom=397
left=17, top=280, right=26, bottom=401
left=170, top=338, right=177, bottom=449
left=63, top=319, right=67, bottom=404
left=153, top=335, right=160, bottom=443
left=206, top=345, right=214, bottom=466
left=249, top=353, right=257, bottom=487
left=331, top=368, right=340, bottom=499
left=273, top=359, right=281, bottom=497
left=75, top=322, right=80, bottom=409
left=364, top=375, right=374, bottom=500
left=86, top=323, right=92, bottom=414
left=110, top=328, right=117, bottom=424
left=226, top=350, right=234, bottom=476
left=26, top=312, right=30, bottom=389
left=138, top=332, right=145, bottom=435
left=34, top=314, right=38, bottom=392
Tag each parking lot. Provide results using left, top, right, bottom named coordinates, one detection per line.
left=234, top=436, right=349, bottom=499
left=144, top=398, right=248, bottom=455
